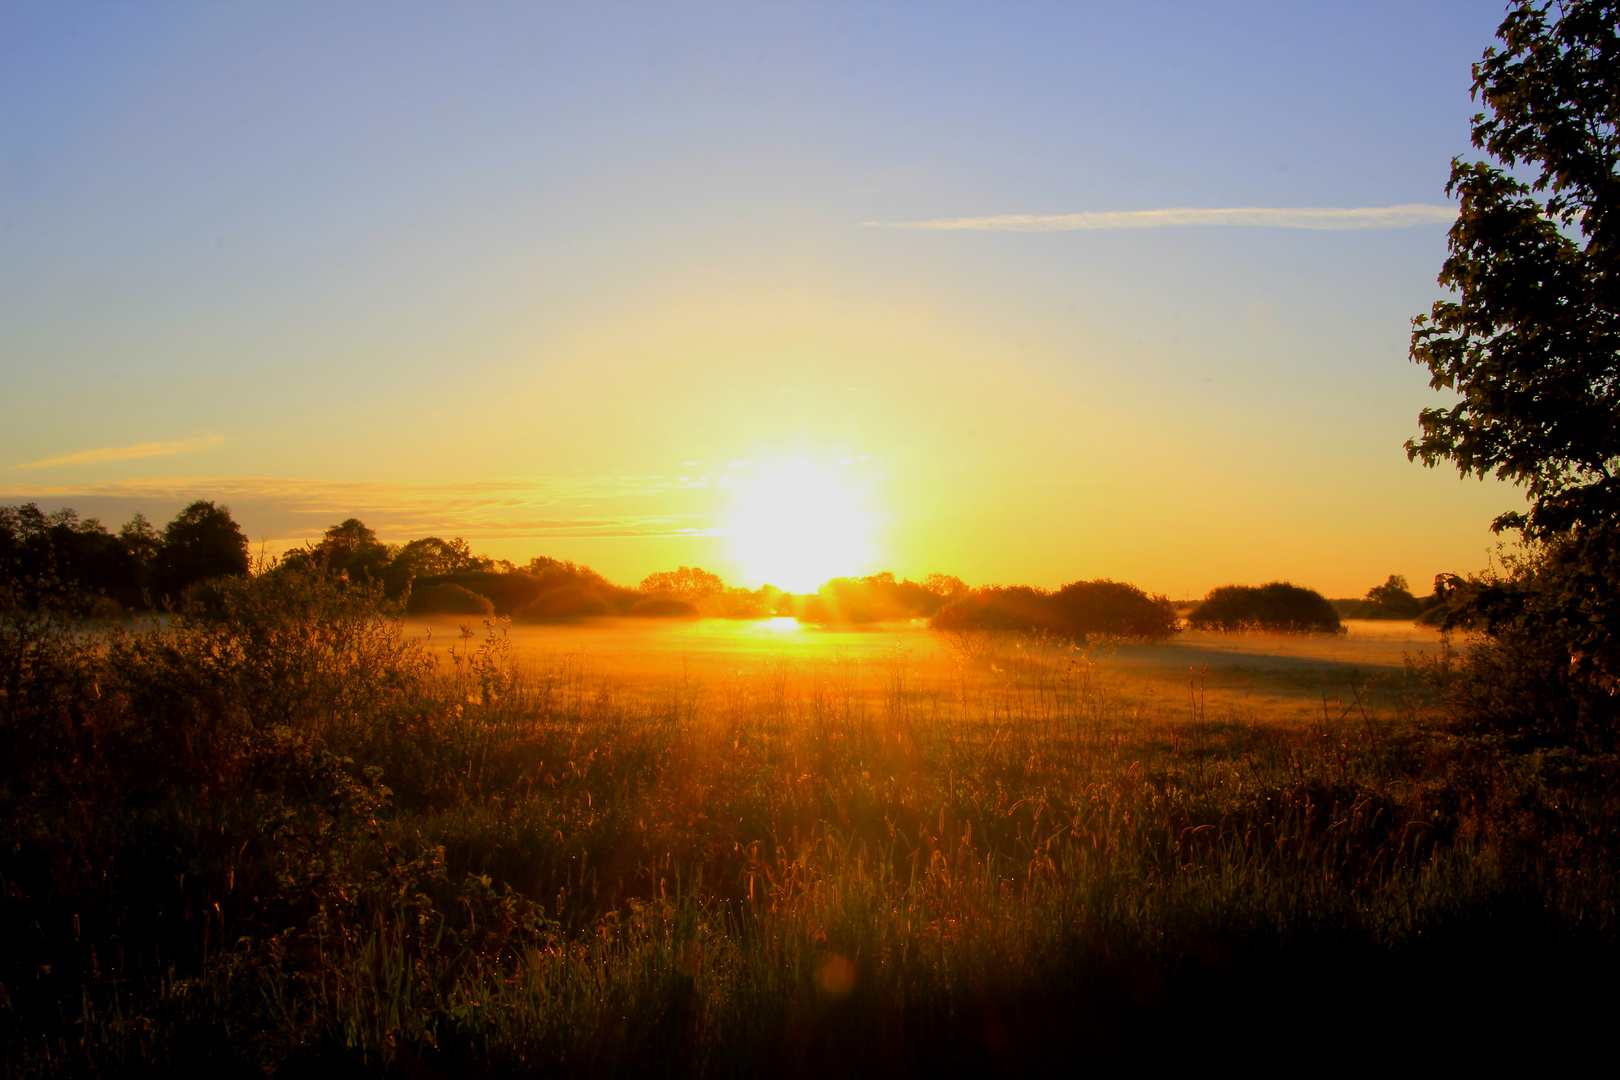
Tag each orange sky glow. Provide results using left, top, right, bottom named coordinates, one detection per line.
left=2, top=4, right=1521, bottom=599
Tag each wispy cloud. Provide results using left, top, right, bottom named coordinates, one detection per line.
left=0, top=475, right=713, bottom=541
left=862, top=204, right=1457, bottom=232
left=12, top=437, right=222, bottom=470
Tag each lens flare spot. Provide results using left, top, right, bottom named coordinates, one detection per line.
left=816, top=954, right=857, bottom=999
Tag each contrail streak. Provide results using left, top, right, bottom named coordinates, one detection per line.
left=862, top=204, right=1457, bottom=232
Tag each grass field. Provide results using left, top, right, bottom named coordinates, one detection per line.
left=406, top=615, right=1448, bottom=731
left=4, top=586, right=1615, bottom=1076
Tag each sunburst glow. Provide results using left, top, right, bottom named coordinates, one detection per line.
left=726, top=462, right=874, bottom=592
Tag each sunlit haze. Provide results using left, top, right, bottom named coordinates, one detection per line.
left=1, top=2, right=1520, bottom=596
left=725, top=460, right=876, bottom=591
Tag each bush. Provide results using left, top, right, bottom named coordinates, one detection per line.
left=929, top=580, right=1178, bottom=643
left=1421, top=528, right=1620, bottom=741
left=85, top=596, right=125, bottom=620
left=629, top=596, right=701, bottom=619
left=1189, top=582, right=1342, bottom=633
left=1051, top=579, right=1179, bottom=640
left=514, top=582, right=613, bottom=621
left=407, top=582, right=495, bottom=616
left=798, top=573, right=953, bottom=625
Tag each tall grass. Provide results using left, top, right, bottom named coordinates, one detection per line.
left=2, top=569, right=1616, bottom=1076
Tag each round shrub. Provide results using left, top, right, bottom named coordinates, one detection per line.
left=629, top=597, right=701, bottom=619
left=1052, top=579, right=1179, bottom=641
left=86, top=595, right=126, bottom=620
left=928, top=581, right=1177, bottom=643
left=407, top=582, right=495, bottom=617
left=1189, top=582, right=1341, bottom=634
left=515, top=583, right=612, bottom=622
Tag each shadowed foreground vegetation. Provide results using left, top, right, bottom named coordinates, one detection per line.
left=2, top=566, right=1616, bottom=1076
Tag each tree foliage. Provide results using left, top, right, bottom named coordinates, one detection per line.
left=1408, top=0, right=1620, bottom=537
left=639, top=565, right=726, bottom=601
left=152, top=500, right=251, bottom=599
left=1364, top=574, right=1425, bottom=619
left=1407, top=0, right=1620, bottom=728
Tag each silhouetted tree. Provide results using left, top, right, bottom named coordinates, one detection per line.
left=1362, top=574, right=1423, bottom=619
left=118, top=513, right=161, bottom=598
left=383, top=536, right=493, bottom=595
left=1408, top=0, right=1620, bottom=714
left=0, top=504, right=140, bottom=610
left=1410, top=0, right=1620, bottom=539
left=922, top=574, right=969, bottom=601
left=639, top=566, right=726, bottom=601
left=152, top=501, right=250, bottom=600
left=314, top=518, right=393, bottom=583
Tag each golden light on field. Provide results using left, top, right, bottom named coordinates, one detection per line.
left=726, top=461, right=874, bottom=591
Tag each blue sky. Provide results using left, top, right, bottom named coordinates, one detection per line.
left=0, top=2, right=1520, bottom=594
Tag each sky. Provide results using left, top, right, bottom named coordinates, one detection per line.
left=1, top=1, right=1525, bottom=596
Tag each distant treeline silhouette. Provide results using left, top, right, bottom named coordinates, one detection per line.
left=1329, top=574, right=1445, bottom=623
left=0, top=500, right=248, bottom=614
left=4, top=502, right=1379, bottom=637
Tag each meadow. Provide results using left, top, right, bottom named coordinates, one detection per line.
left=3, top=574, right=1616, bottom=1076
left=402, top=615, right=1448, bottom=730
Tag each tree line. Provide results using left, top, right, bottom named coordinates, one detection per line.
left=2, top=500, right=1414, bottom=644
left=0, top=500, right=250, bottom=615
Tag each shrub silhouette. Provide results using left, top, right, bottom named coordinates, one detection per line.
left=931, top=585, right=1052, bottom=635
left=515, top=582, right=614, bottom=621
left=930, top=579, right=1177, bottom=642
left=401, top=560, right=633, bottom=618
left=1189, top=582, right=1342, bottom=633
left=629, top=596, right=702, bottom=618
left=1052, top=579, right=1178, bottom=639
left=407, top=582, right=495, bottom=616
left=799, top=572, right=954, bottom=625
left=416, top=571, right=543, bottom=614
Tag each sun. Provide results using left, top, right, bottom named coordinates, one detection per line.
left=726, top=462, right=875, bottom=592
